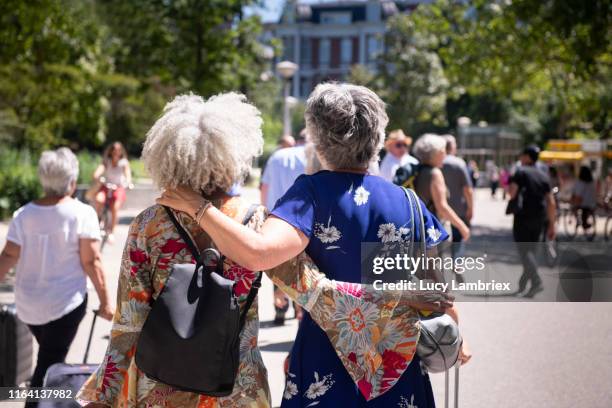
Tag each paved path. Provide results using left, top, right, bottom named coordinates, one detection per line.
left=2, top=188, right=611, bottom=407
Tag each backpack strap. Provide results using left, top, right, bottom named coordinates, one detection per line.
left=163, top=206, right=200, bottom=261
left=163, top=203, right=261, bottom=332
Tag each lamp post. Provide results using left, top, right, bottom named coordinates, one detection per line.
left=276, top=61, right=299, bottom=136
left=457, top=116, right=472, bottom=152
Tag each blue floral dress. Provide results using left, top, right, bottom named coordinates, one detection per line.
left=271, top=171, right=448, bottom=408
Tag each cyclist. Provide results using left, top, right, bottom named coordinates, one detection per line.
left=92, top=142, right=132, bottom=243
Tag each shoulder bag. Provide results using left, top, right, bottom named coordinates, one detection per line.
left=135, top=205, right=261, bottom=396
left=403, top=188, right=463, bottom=374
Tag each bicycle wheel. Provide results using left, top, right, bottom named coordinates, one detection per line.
left=99, top=208, right=110, bottom=251
left=605, top=216, right=612, bottom=242
left=562, top=210, right=578, bottom=240
left=582, top=210, right=596, bottom=241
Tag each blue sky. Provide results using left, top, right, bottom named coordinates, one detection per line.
left=244, top=0, right=285, bottom=23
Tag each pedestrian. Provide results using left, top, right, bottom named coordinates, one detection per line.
left=571, top=166, right=597, bottom=231
left=467, top=159, right=480, bottom=188
left=486, top=160, right=500, bottom=198
left=159, top=84, right=468, bottom=407
left=441, top=135, right=473, bottom=280
left=412, top=134, right=471, bottom=244
left=260, top=129, right=307, bottom=325
left=379, top=129, right=418, bottom=182
left=508, top=145, right=556, bottom=297
left=92, top=142, right=133, bottom=243
left=79, top=93, right=274, bottom=407
left=500, top=167, right=510, bottom=199
left=0, top=148, right=113, bottom=407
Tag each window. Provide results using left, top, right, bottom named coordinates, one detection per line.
left=282, top=36, right=295, bottom=61
left=320, top=11, right=352, bottom=25
left=300, top=38, right=312, bottom=69
left=319, top=38, right=331, bottom=68
left=341, top=38, right=352, bottom=66
left=367, top=34, right=382, bottom=62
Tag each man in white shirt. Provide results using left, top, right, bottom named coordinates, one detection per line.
left=260, top=131, right=307, bottom=325
left=379, top=129, right=419, bottom=182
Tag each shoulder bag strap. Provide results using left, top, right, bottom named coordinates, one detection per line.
left=238, top=204, right=262, bottom=332
left=163, top=206, right=200, bottom=261
left=403, top=187, right=426, bottom=259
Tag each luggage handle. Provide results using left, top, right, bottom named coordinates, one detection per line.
left=83, top=310, right=98, bottom=364
left=443, top=363, right=460, bottom=408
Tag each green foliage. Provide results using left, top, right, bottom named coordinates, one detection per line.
left=0, top=150, right=42, bottom=219
left=409, top=0, right=611, bottom=140
left=0, top=0, right=273, bottom=155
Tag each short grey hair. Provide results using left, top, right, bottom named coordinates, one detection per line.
left=412, top=133, right=447, bottom=164
left=38, top=147, right=79, bottom=196
left=305, top=83, right=388, bottom=169
left=142, top=92, right=263, bottom=194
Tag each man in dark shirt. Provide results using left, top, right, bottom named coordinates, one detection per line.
left=509, top=145, right=556, bottom=297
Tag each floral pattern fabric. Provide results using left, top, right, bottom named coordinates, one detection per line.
left=270, top=171, right=447, bottom=407
left=77, top=199, right=271, bottom=408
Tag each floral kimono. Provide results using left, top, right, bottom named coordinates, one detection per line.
left=78, top=199, right=271, bottom=407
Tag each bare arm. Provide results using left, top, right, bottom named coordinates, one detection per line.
left=430, top=170, right=470, bottom=240
left=157, top=187, right=308, bottom=271
left=545, top=192, right=557, bottom=240
left=79, top=239, right=113, bottom=320
left=463, top=185, right=474, bottom=222
left=124, top=162, right=132, bottom=186
left=0, top=241, right=20, bottom=282
left=509, top=182, right=518, bottom=199
left=93, top=164, right=105, bottom=182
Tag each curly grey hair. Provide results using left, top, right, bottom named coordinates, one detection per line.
left=412, top=133, right=447, bottom=164
left=38, top=147, right=79, bottom=196
left=305, top=83, right=388, bottom=170
left=142, top=93, right=263, bottom=194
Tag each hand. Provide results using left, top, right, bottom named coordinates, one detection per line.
left=98, top=304, right=114, bottom=321
left=460, top=225, right=471, bottom=242
left=465, top=207, right=473, bottom=223
left=547, top=224, right=556, bottom=241
left=459, top=340, right=472, bottom=365
left=156, top=186, right=206, bottom=218
left=408, top=290, right=454, bottom=313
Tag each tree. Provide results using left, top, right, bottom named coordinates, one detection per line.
left=377, top=15, right=449, bottom=136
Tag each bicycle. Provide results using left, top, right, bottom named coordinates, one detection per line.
left=562, top=205, right=596, bottom=241
left=96, top=177, right=118, bottom=252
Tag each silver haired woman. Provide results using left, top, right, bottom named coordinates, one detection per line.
left=158, top=84, right=461, bottom=407
left=0, top=148, right=113, bottom=405
left=78, top=93, right=275, bottom=407
left=412, top=133, right=471, bottom=242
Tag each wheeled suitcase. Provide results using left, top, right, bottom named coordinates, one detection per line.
left=0, top=303, right=33, bottom=386
left=443, top=364, right=460, bottom=408
left=38, top=310, right=100, bottom=408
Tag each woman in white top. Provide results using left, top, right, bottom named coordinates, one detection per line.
left=93, top=142, right=132, bottom=241
left=0, top=148, right=113, bottom=395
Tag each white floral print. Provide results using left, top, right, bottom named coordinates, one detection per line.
left=304, top=372, right=335, bottom=400
left=398, top=394, right=418, bottom=408
left=314, top=216, right=342, bottom=249
left=283, top=380, right=298, bottom=400
left=353, top=185, right=370, bottom=206
left=427, top=226, right=442, bottom=242
left=377, top=223, right=399, bottom=243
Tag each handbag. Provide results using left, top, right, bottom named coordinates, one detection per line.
left=135, top=205, right=261, bottom=396
left=403, top=188, right=463, bottom=373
